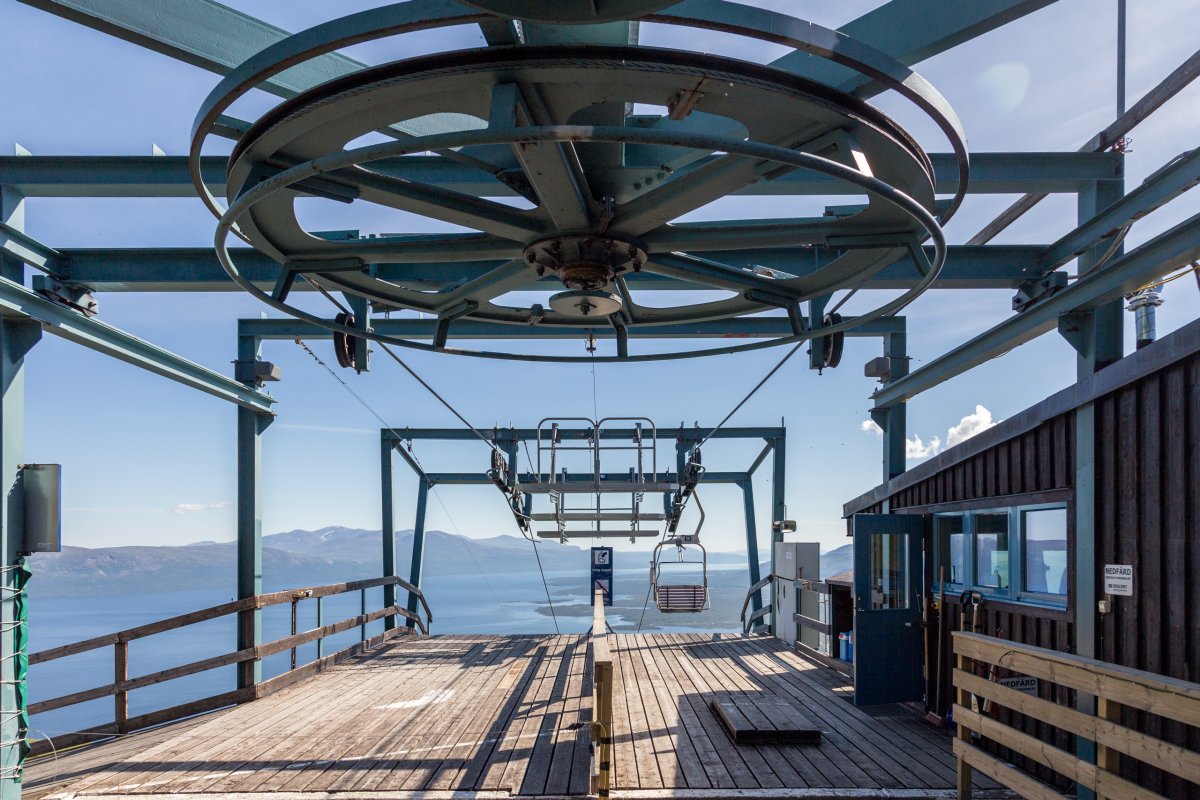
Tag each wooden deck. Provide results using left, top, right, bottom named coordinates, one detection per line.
left=28, top=634, right=1005, bottom=799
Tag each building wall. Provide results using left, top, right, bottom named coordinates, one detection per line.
left=1095, top=349, right=1200, bottom=796
left=844, top=317, right=1200, bottom=796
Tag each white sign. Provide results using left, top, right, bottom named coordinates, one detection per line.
left=999, top=676, right=1039, bottom=695
left=1104, top=564, right=1133, bottom=596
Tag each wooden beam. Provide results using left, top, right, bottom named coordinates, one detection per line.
left=953, top=738, right=1069, bottom=800
left=955, top=668, right=1200, bottom=785
left=954, top=632, right=1200, bottom=728
left=955, top=705, right=1168, bottom=800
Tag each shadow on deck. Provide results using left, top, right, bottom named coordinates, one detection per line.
left=26, top=633, right=1008, bottom=799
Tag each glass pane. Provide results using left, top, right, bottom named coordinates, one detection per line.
left=973, top=513, right=1009, bottom=592
left=1024, top=508, right=1068, bottom=595
left=870, top=533, right=908, bottom=609
left=935, top=515, right=965, bottom=585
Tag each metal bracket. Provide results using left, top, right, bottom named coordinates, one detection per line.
left=1012, top=271, right=1069, bottom=311
left=31, top=277, right=98, bottom=317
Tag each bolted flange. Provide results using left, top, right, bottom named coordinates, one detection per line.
left=524, top=235, right=645, bottom=292
left=549, top=290, right=623, bottom=318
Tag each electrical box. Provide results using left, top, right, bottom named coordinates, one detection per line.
left=22, top=464, right=61, bottom=554
left=775, top=542, right=798, bottom=580
left=773, top=576, right=797, bottom=644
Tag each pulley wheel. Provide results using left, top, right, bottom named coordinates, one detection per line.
left=333, top=311, right=358, bottom=369
left=820, top=312, right=845, bottom=369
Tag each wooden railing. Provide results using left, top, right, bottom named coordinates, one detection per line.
left=953, top=631, right=1200, bottom=800
left=590, top=587, right=614, bottom=798
left=29, top=576, right=432, bottom=754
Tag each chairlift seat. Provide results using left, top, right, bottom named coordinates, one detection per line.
left=655, top=584, right=708, bottom=613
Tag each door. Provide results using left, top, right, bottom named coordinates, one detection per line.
left=852, top=513, right=924, bottom=706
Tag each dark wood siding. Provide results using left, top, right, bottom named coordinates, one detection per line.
left=845, top=320, right=1200, bottom=796
left=1094, top=350, right=1200, bottom=797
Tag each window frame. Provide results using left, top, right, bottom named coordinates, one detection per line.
left=932, top=501, right=1068, bottom=610
left=1016, top=503, right=1070, bottom=605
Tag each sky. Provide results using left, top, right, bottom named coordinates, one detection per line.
left=0, top=0, right=1197, bottom=558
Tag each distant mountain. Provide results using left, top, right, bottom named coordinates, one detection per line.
left=821, top=544, right=853, bottom=579
left=26, top=527, right=748, bottom=597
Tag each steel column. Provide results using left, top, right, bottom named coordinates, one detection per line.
left=1068, top=179, right=1124, bottom=793
left=236, top=333, right=271, bottom=690
left=0, top=186, right=38, bottom=800
left=879, top=331, right=909, bottom=482
left=406, top=479, right=429, bottom=628
left=741, top=479, right=762, bottom=616
left=381, top=440, right=396, bottom=628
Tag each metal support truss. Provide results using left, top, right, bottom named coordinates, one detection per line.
left=0, top=275, right=273, bottom=413
left=871, top=207, right=1200, bottom=409
left=379, top=425, right=785, bottom=625
left=0, top=152, right=1123, bottom=198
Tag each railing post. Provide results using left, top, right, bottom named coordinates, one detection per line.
left=290, top=598, right=298, bottom=671
left=114, top=640, right=128, bottom=733
left=360, top=588, right=367, bottom=643
left=1096, top=696, right=1121, bottom=800
left=315, top=596, right=324, bottom=660
left=955, top=638, right=973, bottom=800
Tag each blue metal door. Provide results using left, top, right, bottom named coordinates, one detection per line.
left=852, top=513, right=924, bottom=706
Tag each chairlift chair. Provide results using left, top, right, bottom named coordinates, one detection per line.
left=651, top=534, right=709, bottom=613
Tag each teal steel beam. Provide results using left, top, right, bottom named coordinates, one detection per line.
left=770, top=0, right=1058, bottom=93
left=870, top=331, right=909, bottom=482
left=0, top=152, right=1122, bottom=198
left=1038, top=147, right=1200, bottom=274
left=1066, top=180, right=1126, bottom=376
left=50, top=245, right=1044, bottom=292
left=0, top=223, right=59, bottom=274
left=380, top=439, right=396, bottom=628
left=17, top=0, right=460, bottom=141
left=871, top=207, right=1200, bottom=409
left=407, top=479, right=429, bottom=628
left=1066, top=179, right=1125, bottom=787
left=239, top=315, right=903, bottom=342
left=235, top=332, right=271, bottom=691
left=0, top=186, right=39, bottom=800
left=0, top=277, right=274, bottom=413
left=385, top=426, right=783, bottom=442
left=423, top=471, right=751, bottom=485
left=740, top=478, right=762, bottom=616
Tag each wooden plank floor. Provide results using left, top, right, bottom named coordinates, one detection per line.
left=31, top=633, right=1004, bottom=798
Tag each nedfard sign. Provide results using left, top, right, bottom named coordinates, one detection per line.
left=1103, top=564, right=1133, bottom=597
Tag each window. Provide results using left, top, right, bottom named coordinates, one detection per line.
left=934, top=515, right=965, bottom=585
left=1022, top=508, right=1068, bottom=596
left=933, top=502, right=1067, bottom=608
left=870, top=533, right=908, bottom=609
left=973, top=513, right=1009, bottom=594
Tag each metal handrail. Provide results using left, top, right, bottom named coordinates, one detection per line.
left=740, top=572, right=774, bottom=635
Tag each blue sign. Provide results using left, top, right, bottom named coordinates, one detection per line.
left=591, top=546, right=613, bottom=606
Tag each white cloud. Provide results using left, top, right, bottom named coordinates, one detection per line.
left=946, top=405, right=999, bottom=448
left=860, top=405, right=1001, bottom=462
left=172, top=501, right=232, bottom=515
left=906, top=435, right=941, bottom=460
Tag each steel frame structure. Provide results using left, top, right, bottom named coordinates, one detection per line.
left=0, top=1, right=1197, bottom=798
left=379, top=424, right=786, bottom=625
